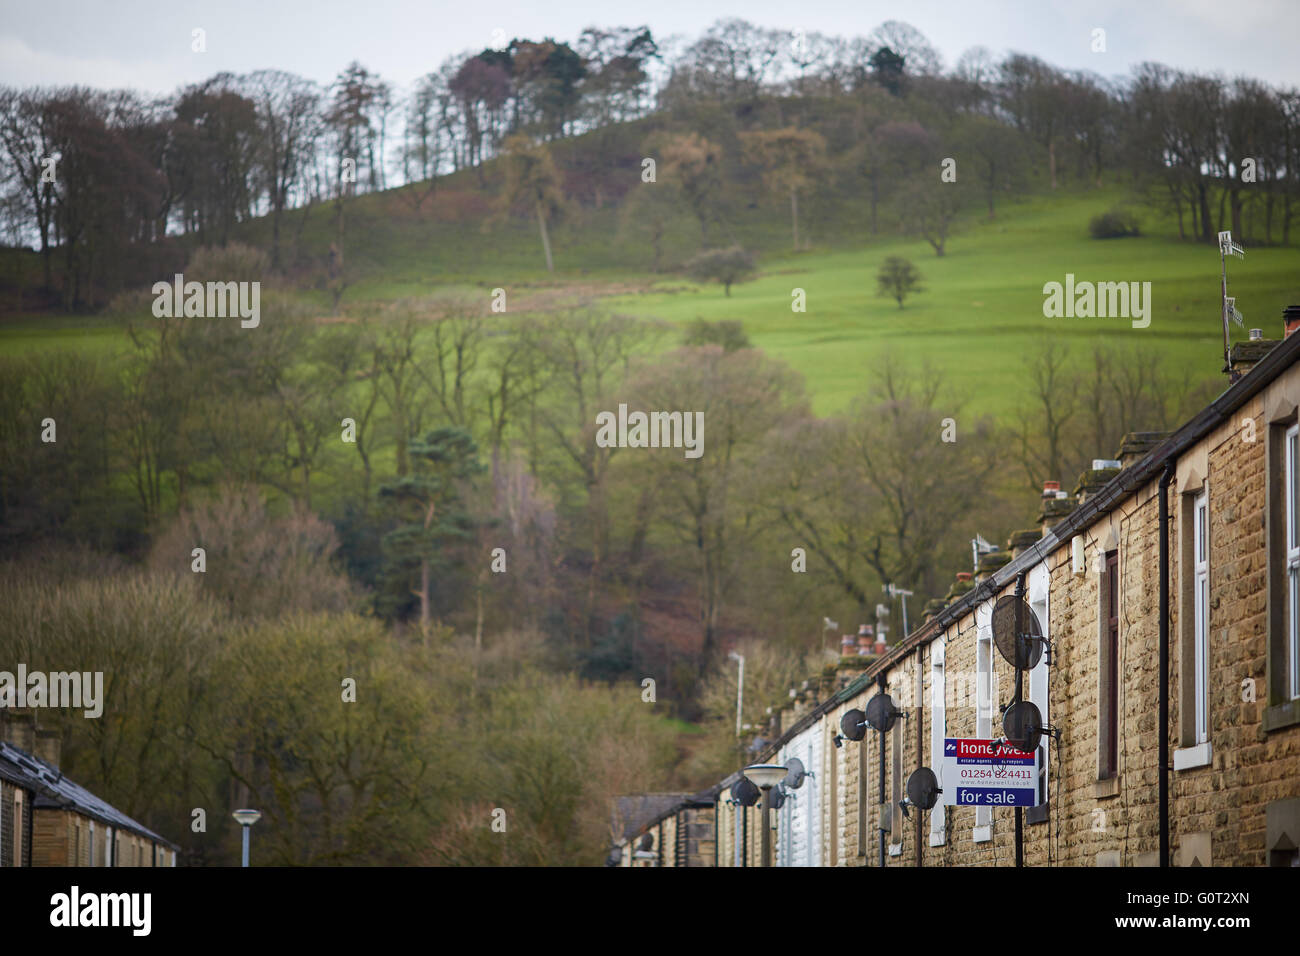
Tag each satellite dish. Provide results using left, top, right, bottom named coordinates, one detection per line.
left=784, top=757, right=807, bottom=789
left=906, top=767, right=941, bottom=811
left=865, top=693, right=898, bottom=732
left=1002, top=700, right=1043, bottom=752
left=769, top=785, right=787, bottom=810
left=730, top=777, right=760, bottom=807
left=840, top=708, right=867, bottom=742
left=991, top=595, right=1043, bottom=670
left=638, top=833, right=654, bottom=851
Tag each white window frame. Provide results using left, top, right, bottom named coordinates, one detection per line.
left=929, top=640, right=947, bottom=846
left=1193, top=488, right=1210, bottom=743
left=13, top=790, right=22, bottom=867
left=1028, top=564, right=1051, bottom=820
left=974, top=603, right=994, bottom=841
left=1288, top=424, right=1300, bottom=700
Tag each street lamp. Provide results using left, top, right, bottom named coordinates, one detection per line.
left=232, top=809, right=261, bottom=867
left=743, top=764, right=786, bottom=867
left=728, top=651, right=745, bottom=738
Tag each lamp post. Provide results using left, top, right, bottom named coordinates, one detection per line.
left=232, top=809, right=261, bottom=867
left=728, top=651, right=745, bottom=738
left=743, top=764, right=786, bottom=867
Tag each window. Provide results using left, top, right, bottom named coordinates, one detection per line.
left=13, top=791, right=22, bottom=867
left=1099, top=550, right=1119, bottom=779
left=888, top=718, right=903, bottom=854
left=1266, top=416, right=1300, bottom=730
left=1193, top=490, right=1210, bottom=743
left=1027, top=586, right=1050, bottom=825
left=975, top=609, right=993, bottom=839
left=1287, top=425, right=1300, bottom=701
left=929, top=642, right=947, bottom=846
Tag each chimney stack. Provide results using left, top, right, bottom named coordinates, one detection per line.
left=1285, top=306, right=1300, bottom=339
left=35, top=728, right=61, bottom=770
left=857, top=624, right=874, bottom=656
left=2, top=710, right=36, bottom=752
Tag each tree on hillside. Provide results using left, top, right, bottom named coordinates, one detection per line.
left=759, top=355, right=999, bottom=610
left=895, top=175, right=962, bottom=255
left=739, top=126, right=827, bottom=249
left=630, top=346, right=808, bottom=660
left=869, top=47, right=906, bottom=96
left=654, top=131, right=727, bottom=241
left=876, top=256, right=923, bottom=308
left=686, top=246, right=756, bottom=296
left=378, top=427, right=485, bottom=632
left=246, top=70, right=320, bottom=270
left=955, top=114, right=1027, bottom=219
left=498, top=133, right=565, bottom=272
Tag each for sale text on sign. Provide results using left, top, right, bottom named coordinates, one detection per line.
left=940, top=738, right=1039, bottom=807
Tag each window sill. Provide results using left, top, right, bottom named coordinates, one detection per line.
left=973, top=825, right=993, bottom=843
left=888, top=843, right=902, bottom=857
left=1264, top=698, right=1300, bottom=733
left=1173, top=741, right=1212, bottom=771
left=1094, top=776, right=1120, bottom=799
left=929, top=829, right=946, bottom=848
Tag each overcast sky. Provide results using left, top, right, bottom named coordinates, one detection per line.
left=2, top=0, right=1297, bottom=94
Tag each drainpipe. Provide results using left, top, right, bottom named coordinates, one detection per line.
left=742, top=800, right=748, bottom=867
left=877, top=674, right=887, bottom=868
left=1158, top=459, right=1175, bottom=867
left=1014, top=571, right=1027, bottom=868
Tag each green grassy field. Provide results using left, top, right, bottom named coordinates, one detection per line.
left=608, top=191, right=1300, bottom=417
left=4, top=184, right=1297, bottom=423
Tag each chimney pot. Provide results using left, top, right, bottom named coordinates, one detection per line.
left=1041, top=480, right=1060, bottom=498
left=840, top=634, right=856, bottom=656
left=1250, top=328, right=1263, bottom=341
left=956, top=572, right=973, bottom=582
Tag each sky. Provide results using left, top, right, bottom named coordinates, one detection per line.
left=1, top=0, right=1297, bottom=95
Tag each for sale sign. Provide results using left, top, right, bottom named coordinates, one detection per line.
left=941, top=738, right=1040, bottom=807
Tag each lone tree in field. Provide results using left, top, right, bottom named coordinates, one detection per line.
left=498, top=133, right=565, bottom=272
left=876, top=256, right=923, bottom=308
left=686, top=246, right=756, bottom=297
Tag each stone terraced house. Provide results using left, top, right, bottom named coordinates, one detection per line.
left=0, top=713, right=179, bottom=867
left=613, top=308, right=1300, bottom=867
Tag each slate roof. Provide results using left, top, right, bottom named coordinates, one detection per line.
left=0, top=740, right=178, bottom=849
left=612, top=792, right=689, bottom=843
